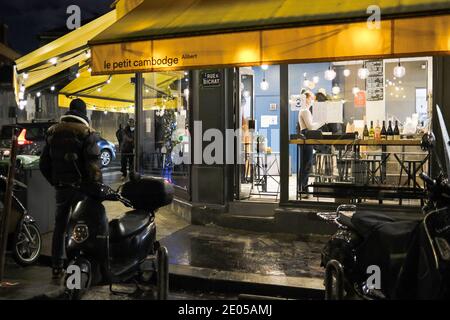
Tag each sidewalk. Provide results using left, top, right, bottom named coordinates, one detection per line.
left=0, top=202, right=325, bottom=300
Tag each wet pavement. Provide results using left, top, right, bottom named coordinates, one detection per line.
left=1, top=165, right=325, bottom=300
left=0, top=259, right=63, bottom=300
left=161, top=225, right=325, bottom=279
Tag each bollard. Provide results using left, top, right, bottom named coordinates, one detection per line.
left=157, top=246, right=169, bottom=300
left=325, top=260, right=345, bottom=300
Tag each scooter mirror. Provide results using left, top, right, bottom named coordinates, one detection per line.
left=64, top=153, right=79, bottom=162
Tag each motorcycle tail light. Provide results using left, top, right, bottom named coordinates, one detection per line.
left=71, top=224, right=89, bottom=243
left=17, top=129, right=33, bottom=146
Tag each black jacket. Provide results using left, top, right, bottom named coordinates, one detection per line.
left=39, top=115, right=102, bottom=187
left=121, top=126, right=135, bottom=154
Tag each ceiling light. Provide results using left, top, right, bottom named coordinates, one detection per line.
left=260, top=78, right=269, bottom=91
left=324, top=68, right=336, bottom=81
left=332, top=85, right=341, bottom=95
left=393, top=62, right=406, bottom=78
left=358, top=67, right=370, bottom=80
left=261, top=64, right=269, bottom=71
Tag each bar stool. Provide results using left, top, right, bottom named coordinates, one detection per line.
left=399, top=159, right=426, bottom=189
left=361, top=154, right=383, bottom=185
left=314, top=153, right=336, bottom=183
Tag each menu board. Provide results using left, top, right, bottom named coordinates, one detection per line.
left=365, top=60, right=384, bottom=101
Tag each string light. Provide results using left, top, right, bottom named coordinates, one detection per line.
left=36, top=92, right=41, bottom=98
left=23, top=73, right=29, bottom=80
left=76, top=72, right=80, bottom=78
left=85, top=50, right=91, bottom=59
left=50, top=86, right=55, bottom=91
left=88, top=67, right=92, bottom=73
left=343, top=69, right=351, bottom=77
left=49, top=57, right=58, bottom=65
left=312, top=76, right=320, bottom=84
left=261, top=64, right=269, bottom=71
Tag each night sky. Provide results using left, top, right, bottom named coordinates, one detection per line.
left=0, top=0, right=113, bottom=54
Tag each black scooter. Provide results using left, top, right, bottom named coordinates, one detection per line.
left=318, top=106, right=450, bottom=300
left=63, top=155, right=173, bottom=300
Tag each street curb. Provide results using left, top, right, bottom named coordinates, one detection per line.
left=168, top=264, right=325, bottom=300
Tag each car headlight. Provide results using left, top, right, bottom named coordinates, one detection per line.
left=71, top=224, right=89, bottom=243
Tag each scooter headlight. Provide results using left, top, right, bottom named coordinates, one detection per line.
left=71, top=224, right=89, bottom=243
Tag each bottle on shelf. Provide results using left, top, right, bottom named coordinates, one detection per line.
left=375, top=120, right=381, bottom=140
left=381, top=121, right=387, bottom=140
left=387, top=120, right=394, bottom=140
left=394, top=120, right=401, bottom=140
left=363, top=122, right=369, bottom=141
left=369, top=121, right=375, bottom=140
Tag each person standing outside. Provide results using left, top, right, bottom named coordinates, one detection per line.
left=298, top=91, right=323, bottom=198
left=116, top=123, right=123, bottom=150
left=39, top=99, right=102, bottom=278
left=121, top=118, right=135, bottom=180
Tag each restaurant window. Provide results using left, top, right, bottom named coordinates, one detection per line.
left=139, top=71, right=191, bottom=193
left=288, top=57, right=432, bottom=206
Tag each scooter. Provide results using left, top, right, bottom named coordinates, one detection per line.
left=62, top=154, right=173, bottom=300
left=318, top=106, right=450, bottom=300
left=0, top=175, right=42, bottom=266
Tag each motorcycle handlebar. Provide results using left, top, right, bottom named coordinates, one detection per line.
left=419, top=173, right=435, bottom=187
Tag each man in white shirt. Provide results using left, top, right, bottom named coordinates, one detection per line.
left=298, top=91, right=324, bottom=198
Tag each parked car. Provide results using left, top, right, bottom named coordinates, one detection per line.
left=0, top=121, right=116, bottom=167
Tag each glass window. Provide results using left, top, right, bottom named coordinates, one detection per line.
left=139, top=71, right=191, bottom=192
left=287, top=58, right=432, bottom=206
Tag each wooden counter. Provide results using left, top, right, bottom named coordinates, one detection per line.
left=289, top=139, right=422, bottom=146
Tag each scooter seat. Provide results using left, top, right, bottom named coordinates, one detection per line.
left=351, top=211, right=397, bottom=236
left=109, top=210, right=150, bottom=241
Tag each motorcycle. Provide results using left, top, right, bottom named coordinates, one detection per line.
left=62, top=154, right=173, bottom=300
left=318, top=106, right=450, bottom=300
left=0, top=175, right=42, bottom=266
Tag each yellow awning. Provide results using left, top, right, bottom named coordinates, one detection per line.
left=89, top=0, right=450, bottom=74
left=91, top=0, right=450, bottom=45
left=14, top=10, right=117, bottom=92
left=58, top=68, right=184, bottom=113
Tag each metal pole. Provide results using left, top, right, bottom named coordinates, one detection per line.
left=157, top=246, right=169, bottom=300
left=280, top=64, right=289, bottom=204
left=0, top=131, right=19, bottom=282
left=134, top=72, right=144, bottom=175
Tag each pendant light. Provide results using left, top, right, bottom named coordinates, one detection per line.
left=343, top=69, right=351, bottom=77
left=324, top=66, right=336, bottom=81
left=393, top=59, right=406, bottom=78
left=332, top=84, right=341, bottom=95
left=260, top=68, right=269, bottom=91
left=358, top=62, right=370, bottom=80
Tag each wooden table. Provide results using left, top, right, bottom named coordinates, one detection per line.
left=289, top=139, right=422, bottom=146
left=290, top=138, right=427, bottom=202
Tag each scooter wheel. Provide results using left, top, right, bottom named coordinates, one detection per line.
left=64, top=259, right=92, bottom=300
left=12, top=222, right=42, bottom=266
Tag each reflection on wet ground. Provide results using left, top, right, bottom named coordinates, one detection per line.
left=161, top=225, right=324, bottom=279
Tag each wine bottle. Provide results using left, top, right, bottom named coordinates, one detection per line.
left=381, top=121, right=387, bottom=140
left=363, top=123, right=369, bottom=141
left=369, top=121, right=375, bottom=140
left=394, top=120, right=401, bottom=140
left=375, top=120, right=381, bottom=140
left=387, top=121, right=394, bottom=140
